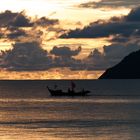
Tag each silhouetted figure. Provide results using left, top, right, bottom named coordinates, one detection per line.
left=68, top=88, right=71, bottom=93
left=54, top=84, right=58, bottom=89
left=71, top=81, right=76, bottom=92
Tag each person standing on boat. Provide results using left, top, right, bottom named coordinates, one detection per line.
left=54, top=84, right=58, bottom=89
left=68, top=88, right=71, bottom=93
left=71, top=81, right=76, bottom=92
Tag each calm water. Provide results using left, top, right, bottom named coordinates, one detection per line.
left=0, top=80, right=140, bottom=140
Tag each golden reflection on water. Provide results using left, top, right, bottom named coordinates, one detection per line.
left=0, top=68, right=104, bottom=79
left=0, top=96, right=138, bottom=140
left=0, top=127, right=131, bottom=140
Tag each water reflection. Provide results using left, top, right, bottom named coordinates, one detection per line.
left=0, top=97, right=140, bottom=140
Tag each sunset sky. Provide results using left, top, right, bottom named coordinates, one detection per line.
left=0, top=0, right=140, bottom=79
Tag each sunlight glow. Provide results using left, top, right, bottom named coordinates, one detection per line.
left=0, top=0, right=133, bottom=79
left=0, top=68, right=104, bottom=79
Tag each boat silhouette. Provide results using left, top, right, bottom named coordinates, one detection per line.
left=47, top=86, right=90, bottom=96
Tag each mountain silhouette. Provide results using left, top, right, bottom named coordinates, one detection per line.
left=99, top=49, right=140, bottom=79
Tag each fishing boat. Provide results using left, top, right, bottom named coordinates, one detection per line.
left=47, top=86, right=90, bottom=96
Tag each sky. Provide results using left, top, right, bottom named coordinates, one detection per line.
left=0, top=0, right=129, bottom=26
left=0, top=0, right=140, bottom=79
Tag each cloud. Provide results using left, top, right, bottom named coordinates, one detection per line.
left=0, top=32, right=4, bottom=38
left=0, top=10, right=33, bottom=27
left=61, top=21, right=139, bottom=38
left=7, top=28, right=28, bottom=39
left=60, top=7, right=140, bottom=39
left=49, top=46, right=82, bottom=69
left=0, top=10, right=60, bottom=41
left=126, top=7, right=140, bottom=21
left=49, top=46, right=83, bottom=69
left=1, top=8, right=140, bottom=71
left=50, top=46, right=82, bottom=57
left=85, top=42, right=140, bottom=70
left=109, top=35, right=128, bottom=43
left=0, top=10, right=18, bottom=27
left=35, top=17, right=59, bottom=27
left=82, top=49, right=106, bottom=70
left=0, top=43, right=83, bottom=71
left=10, top=12, right=33, bottom=27
left=0, top=10, right=59, bottom=28
left=79, top=0, right=140, bottom=9
left=1, top=41, right=52, bottom=70
left=1, top=41, right=140, bottom=71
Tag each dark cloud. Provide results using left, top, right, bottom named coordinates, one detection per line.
left=0, top=43, right=83, bottom=71
left=61, top=22, right=140, bottom=38
left=126, top=7, right=140, bottom=22
left=85, top=42, right=140, bottom=70
left=0, top=10, right=60, bottom=41
left=1, top=8, right=140, bottom=71
left=1, top=41, right=51, bottom=70
left=60, top=7, right=140, bottom=39
left=85, top=49, right=107, bottom=70
left=0, top=10, right=18, bottom=27
left=10, top=12, right=33, bottom=27
left=50, top=46, right=82, bottom=57
left=48, top=44, right=140, bottom=70
left=7, top=28, right=27, bottom=39
left=0, top=11, right=34, bottom=40
left=49, top=46, right=83, bottom=69
left=0, top=32, right=4, bottom=38
left=110, top=35, right=129, bottom=43
left=36, top=17, right=59, bottom=27
left=0, top=10, right=33, bottom=27
left=79, top=0, right=140, bottom=9
left=0, top=10, right=59, bottom=28
left=1, top=41, right=140, bottom=71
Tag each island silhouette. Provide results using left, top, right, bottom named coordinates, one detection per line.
left=99, top=49, right=140, bottom=79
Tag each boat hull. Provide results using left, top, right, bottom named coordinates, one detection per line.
left=47, top=87, right=90, bottom=96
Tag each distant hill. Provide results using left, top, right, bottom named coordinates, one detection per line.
left=99, top=49, right=140, bottom=79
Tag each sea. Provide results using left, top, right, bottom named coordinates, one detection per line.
left=0, top=80, right=140, bottom=140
